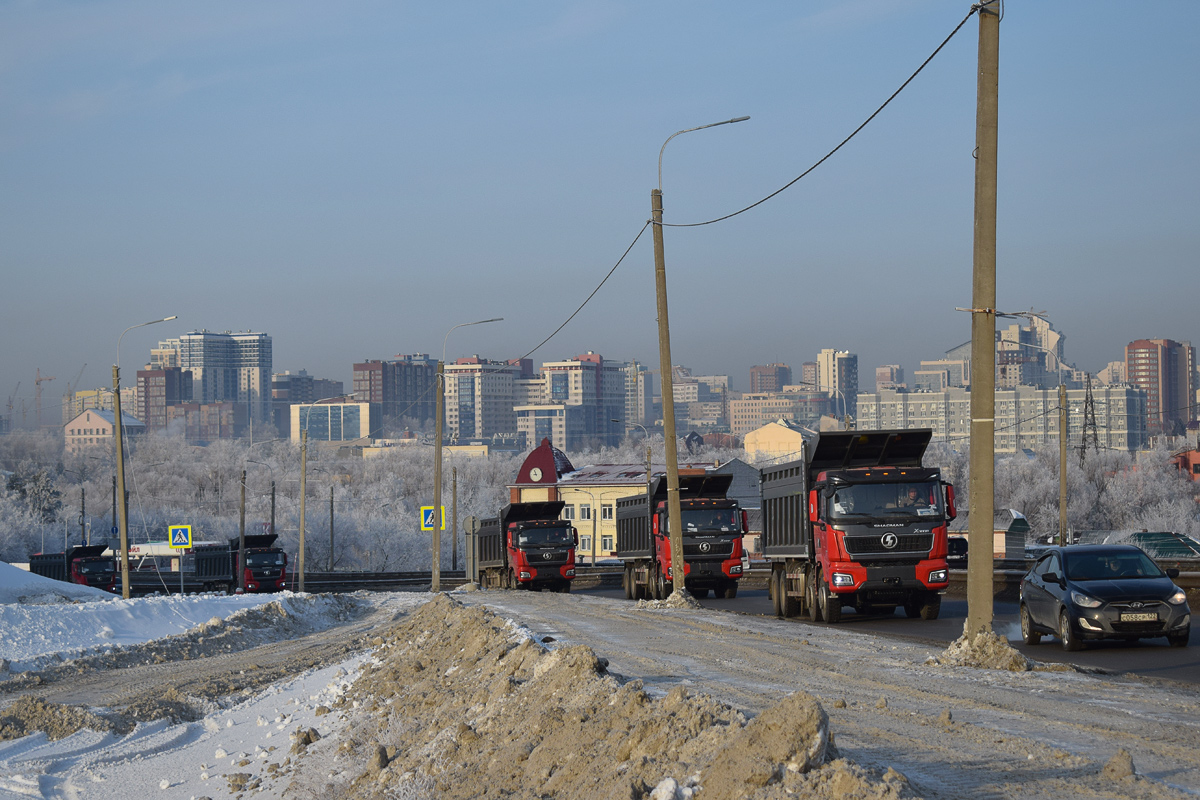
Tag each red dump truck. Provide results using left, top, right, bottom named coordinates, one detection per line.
left=475, top=501, right=578, bottom=592
left=28, top=545, right=117, bottom=592
left=761, top=429, right=955, bottom=622
left=616, top=473, right=747, bottom=600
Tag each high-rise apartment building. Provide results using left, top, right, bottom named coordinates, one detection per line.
left=875, top=365, right=904, bottom=392
left=729, top=389, right=829, bottom=438
left=352, top=355, right=437, bottom=430
left=817, top=349, right=858, bottom=419
left=749, top=364, right=792, bottom=393
left=514, top=353, right=627, bottom=450
left=624, top=361, right=653, bottom=428
left=136, top=367, right=192, bottom=431
left=800, top=362, right=819, bottom=388
left=1125, top=338, right=1196, bottom=435
left=155, top=331, right=273, bottom=427
left=857, top=385, right=1146, bottom=453
left=444, top=357, right=523, bottom=442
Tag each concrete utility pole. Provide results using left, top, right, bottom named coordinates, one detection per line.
left=452, top=466, right=458, bottom=571
left=1058, top=383, right=1068, bottom=545
left=299, top=429, right=307, bottom=592
left=328, top=485, right=334, bottom=572
left=238, top=469, right=246, bottom=592
left=966, top=0, right=1000, bottom=639
left=651, top=189, right=688, bottom=595
left=112, top=367, right=131, bottom=599
left=432, top=360, right=445, bottom=592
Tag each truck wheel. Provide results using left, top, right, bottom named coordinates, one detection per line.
left=723, top=581, right=738, bottom=600
left=819, top=576, right=842, bottom=624
left=770, top=570, right=783, bottom=616
left=657, top=568, right=671, bottom=598
left=806, top=567, right=823, bottom=622
left=694, top=588, right=709, bottom=599
left=622, top=566, right=633, bottom=599
left=919, top=592, right=941, bottom=620
left=561, top=580, right=571, bottom=594
left=903, top=598, right=921, bottom=619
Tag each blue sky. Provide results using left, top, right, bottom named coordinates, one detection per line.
left=2, top=1, right=1197, bottom=414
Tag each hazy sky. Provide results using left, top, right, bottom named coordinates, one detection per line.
left=3, top=1, right=1197, bottom=417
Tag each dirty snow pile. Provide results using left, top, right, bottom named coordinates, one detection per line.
left=0, top=559, right=111, bottom=606
left=287, top=594, right=912, bottom=800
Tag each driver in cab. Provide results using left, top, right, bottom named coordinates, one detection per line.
left=898, top=486, right=929, bottom=508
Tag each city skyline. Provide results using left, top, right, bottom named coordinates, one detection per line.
left=3, top=3, right=1197, bottom=413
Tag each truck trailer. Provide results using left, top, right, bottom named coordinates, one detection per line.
left=104, top=533, right=287, bottom=595
left=28, top=545, right=117, bottom=592
left=761, top=429, right=955, bottom=623
left=616, top=473, right=747, bottom=601
left=475, top=501, right=577, bottom=592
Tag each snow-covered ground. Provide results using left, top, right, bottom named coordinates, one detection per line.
left=0, top=560, right=428, bottom=799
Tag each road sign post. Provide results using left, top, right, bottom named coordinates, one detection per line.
left=168, top=525, right=192, bottom=596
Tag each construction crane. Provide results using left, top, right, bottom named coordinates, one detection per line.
left=65, top=364, right=86, bottom=423
left=6, top=382, right=19, bottom=429
left=35, top=369, right=55, bottom=428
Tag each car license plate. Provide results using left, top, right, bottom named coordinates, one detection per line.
left=1120, top=612, right=1157, bottom=622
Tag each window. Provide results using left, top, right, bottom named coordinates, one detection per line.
left=579, top=535, right=592, bottom=552
left=579, top=504, right=592, bottom=521
left=601, top=503, right=614, bottom=521
left=562, top=505, right=575, bottom=520
left=601, top=535, right=614, bottom=552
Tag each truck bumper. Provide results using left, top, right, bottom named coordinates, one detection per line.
left=827, top=559, right=950, bottom=594
left=518, top=564, right=575, bottom=584
left=669, top=558, right=742, bottom=588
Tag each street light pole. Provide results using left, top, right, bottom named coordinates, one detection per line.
left=652, top=115, right=748, bottom=594
left=433, top=318, right=503, bottom=593
left=113, top=314, right=177, bottom=599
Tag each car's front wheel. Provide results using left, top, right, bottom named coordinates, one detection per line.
left=1020, top=604, right=1041, bottom=645
left=1059, top=609, right=1083, bottom=652
left=1167, top=626, right=1190, bottom=648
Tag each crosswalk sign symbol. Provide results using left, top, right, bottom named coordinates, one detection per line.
left=168, top=525, right=192, bottom=549
left=420, top=506, right=445, bottom=531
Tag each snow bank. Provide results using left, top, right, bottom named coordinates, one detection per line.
left=0, top=560, right=111, bottom=605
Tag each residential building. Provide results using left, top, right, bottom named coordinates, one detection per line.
left=875, top=365, right=905, bottom=392
left=444, top=357, right=523, bottom=442
left=729, top=389, right=828, bottom=438
left=156, top=330, right=273, bottom=428
left=1096, top=361, right=1126, bottom=385
left=65, top=409, right=145, bottom=453
left=292, top=400, right=381, bottom=443
left=165, top=402, right=247, bottom=443
left=742, top=418, right=810, bottom=464
left=750, top=364, right=792, bottom=393
left=351, top=356, right=437, bottom=431
left=1125, top=338, right=1196, bottom=435
left=624, top=361, right=653, bottom=429
left=817, top=349, right=858, bottom=419
left=62, top=387, right=139, bottom=424
left=914, top=358, right=970, bottom=392
left=800, top=362, right=819, bottom=388
left=512, top=353, right=627, bottom=451
left=136, top=367, right=193, bottom=432
left=856, top=385, right=1147, bottom=453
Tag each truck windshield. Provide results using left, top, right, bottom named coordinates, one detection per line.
left=681, top=508, right=740, bottom=533
left=518, top=526, right=573, bottom=547
left=77, top=560, right=114, bottom=574
left=829, top=480, right=943, bottom=520
left=247, top=552, right=286, bottom=567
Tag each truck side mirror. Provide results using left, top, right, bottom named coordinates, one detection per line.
left=573, top=529, right=579, bottom=546
left=808, top=490, right=819, bottom=523
left=944, top=483, right=957, bottom=521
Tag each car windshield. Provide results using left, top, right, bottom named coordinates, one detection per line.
left=829, top=481, right=944, bottom=520
left=1065, top=550, right=1163, bottom=581
left=518, top=525, right=573, bottom=547
left=681, top=508, right=740, bottom=533
left=947, top=538, right=968, bottom=555
left=247, top=552, right=286, bottom=567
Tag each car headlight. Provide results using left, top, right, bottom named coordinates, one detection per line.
left=1168, top=588, right=1188, bottom=606
left=1070, top=590, right=1102, bottom=609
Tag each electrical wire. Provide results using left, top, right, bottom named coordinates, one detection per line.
left=660, top=7, right=980, bottom=229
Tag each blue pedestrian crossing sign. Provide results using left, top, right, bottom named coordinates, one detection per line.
left=420, top=506, right=446, bottom=531
left=168, top=525, right=192, bottom=549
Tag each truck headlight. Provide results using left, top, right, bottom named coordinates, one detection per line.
left=519, top=571, right=531, bottom=579
left=832, top=573, right=854, bottom=587
left=929, top=569, right=948, bottom=583
left=729, top=564, right=742, bottom=574
left=565, top=569, right=575, bottom=577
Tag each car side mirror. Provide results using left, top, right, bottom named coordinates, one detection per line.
left=1166, top=567, right=1180, bottom=579
left=1043, top=572, right=1062, bottom=585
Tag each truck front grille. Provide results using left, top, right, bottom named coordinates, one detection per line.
left=843, top=533, right=933, bottom=557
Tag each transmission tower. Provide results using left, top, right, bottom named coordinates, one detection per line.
left=1080, top=373, right=1100, bottom=467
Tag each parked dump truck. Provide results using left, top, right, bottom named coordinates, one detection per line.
left=104, top=533, right=287, bottom=595
left=475, top=501, right=577, bottom=592
left=761, top=429, right=955, bottom=623
left=28, top=544, right=117, bottom=592
left=616, top=473, right=747, bottom=600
